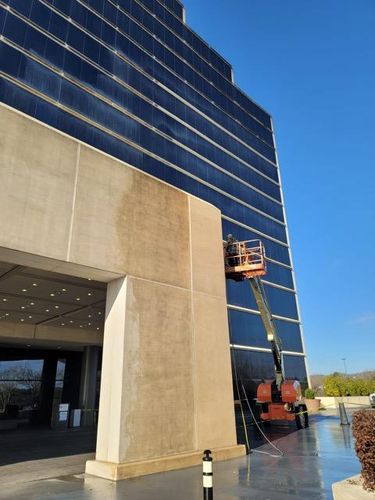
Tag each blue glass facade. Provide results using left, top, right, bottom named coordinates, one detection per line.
left=0, top=0, right=308, bottom=391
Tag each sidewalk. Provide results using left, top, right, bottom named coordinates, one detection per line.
left=0, top=411, right=361, bottom=499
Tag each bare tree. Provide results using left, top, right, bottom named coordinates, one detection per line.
left=0, top=378, right=19, bottom=412
left=0, top=366, right=42, bottom=412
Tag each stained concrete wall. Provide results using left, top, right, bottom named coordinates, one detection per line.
left=0, top=104, right=244, bottom=478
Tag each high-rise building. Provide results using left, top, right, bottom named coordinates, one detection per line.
left=0, top=0, right=308, bottom=420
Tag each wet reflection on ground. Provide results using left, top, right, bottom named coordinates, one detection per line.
left=0, top=427, right=96, bottom=466
left=0, top=410, right=361, bottom=500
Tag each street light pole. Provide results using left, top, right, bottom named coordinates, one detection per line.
left=341, top=358, right=347, bottom=375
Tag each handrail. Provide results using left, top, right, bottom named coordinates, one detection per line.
left=224, top=239, right=266, bottom=268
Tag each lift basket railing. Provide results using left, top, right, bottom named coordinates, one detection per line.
left=224, top=239, right=266, bottom=279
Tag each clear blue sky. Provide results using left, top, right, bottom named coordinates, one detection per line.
left=184, top=0, right=375, bottom=375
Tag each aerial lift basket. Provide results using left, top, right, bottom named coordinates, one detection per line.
left=224, top=239, right=266, bottom=281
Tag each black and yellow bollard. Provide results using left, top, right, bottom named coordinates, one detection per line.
left=202, top=449, right=213, bottom=500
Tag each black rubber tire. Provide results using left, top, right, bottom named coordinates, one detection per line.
left=295, top=406, right=302, bottom=429
left=301, top=404, right=309, bottom=428
left=295, top=404, right=309, bottom=429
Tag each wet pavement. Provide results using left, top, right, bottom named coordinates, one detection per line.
left=0, top=410, right=361, bottom=499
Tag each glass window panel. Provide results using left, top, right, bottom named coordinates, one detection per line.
left=0, top=359, right=44, bottom=417
left=44, top=38, right=64, bottom=68
left=47, top=9, right=68, bottom=43
left=265, top=286, right=298, bottom=319
left=0, top=42, right=22, bottom=77
left=229, top=309, right=269, bottom=349
left=4, top=0, right=32, bottom=17
left=264, top=261, right=294, bottom=289
left=273, top=320, right=303, bottom=353
left=0, top=8, right=6, bottom=35
left=283, top=355, right=308, bottom=390
left=18, top=52, right=62, bottom=100
left=29, top=2, right=52, bottom=30
left=231, top=348, right=274, bottom=399
left=231, top=350, right=308, bottom=400
left=3, top=10, right=28, bottom=46
left=226, top=280, right=298, bottom=320
left=0, top=359, right=44, bottom=380
left=229, top=310, right=303, bottom=353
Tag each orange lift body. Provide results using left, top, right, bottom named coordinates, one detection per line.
left=257, top=380, right=303, bottom=422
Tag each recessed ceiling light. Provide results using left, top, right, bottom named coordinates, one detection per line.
left=61, top=323, right=65, bottom=326
left=98, top=312, right=102, bottom=315
left=28, top=315, right=32, bottom=319
left=79, top=325, right=83, bottom=328
left=69, top=320, right=74, bottom=323
left=61, top=288, right=67, bottom=292
left=88, top=314, right=92, bottom=318
left=45, top=309, right=50, bottom=313
left=88, top=292, right=92, bottom=296
left=26, top=344, right=31, bottom=347
left=5, top=313, right=9, bottom=316
left=30, top=302, right=35, bottom=306
left=76, top=298, right=80, bottom=301
left=20, top=319, right=25, bottom=322
left=50, top=293, right=55, bottom=297
left=96, top=327, right=100, bottom=330
left=54, top=305, right=59, bottom=309
left=2, top=298, right=7, bottom=302
left=22, top=289, right=27, bottom=292
left=88, top=322, right=91, bottom=326
left=32, top=283, right=38, bottom=287
left=21, top=306, right=25, bottom=310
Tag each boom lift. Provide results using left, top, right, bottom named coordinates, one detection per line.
left=224, top=237, right=308, bottom=429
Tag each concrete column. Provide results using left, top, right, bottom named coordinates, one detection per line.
left=79, top=346, right=100, bottom=426
left=86, top=278, right=127, bottom=476
left=90, top=276, right=128, bottom=466
left=38, top=356, right=58, bottom=426
left=61, top=352, right=82, bottom=408
left=86, top=275, right=244, bottom=481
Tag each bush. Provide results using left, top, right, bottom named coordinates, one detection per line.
left=352, top=410, right=375, bottom=491
left=304, top=388, right=316, bottom=399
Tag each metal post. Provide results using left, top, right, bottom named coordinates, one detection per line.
left=341, top=358, right=347, bottom=374
left=203, top=449, right=213, bottom=500
left=338, top=402, right=350, bottom=425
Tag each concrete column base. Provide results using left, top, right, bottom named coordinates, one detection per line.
left=85, top=444, right=246, bottom=481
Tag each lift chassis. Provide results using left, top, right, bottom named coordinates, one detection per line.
left=224, top=237, right=308, bottom=429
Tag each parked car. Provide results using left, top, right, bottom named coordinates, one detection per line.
left=369, top=393, right=375, bottom=408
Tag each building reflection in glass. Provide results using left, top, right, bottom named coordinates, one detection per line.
left=0, top=359, right=44, bottom=425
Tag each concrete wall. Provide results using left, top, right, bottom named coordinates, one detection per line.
left=0, top=104, right=244, bottom=478
left=319, top=396, right=371, bottom=409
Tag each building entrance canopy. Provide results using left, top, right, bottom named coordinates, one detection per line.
left=0, top=262, right=105, bottom=336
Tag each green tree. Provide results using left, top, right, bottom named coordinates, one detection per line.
left=323, top=374, right=347, bottom=396
left=323, top=374, right=375, bottom=396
